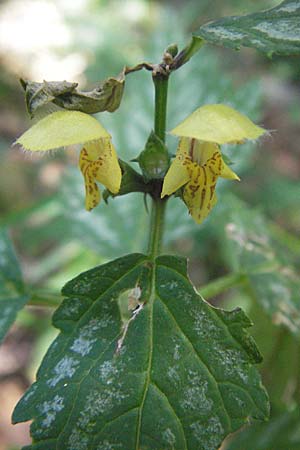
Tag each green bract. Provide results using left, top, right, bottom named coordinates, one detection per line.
left=138, top=131, right=170, bottom=180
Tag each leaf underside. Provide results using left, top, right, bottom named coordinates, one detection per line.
left=0, top=229, right=29, bottom=343
left=13, top=253, right=269, bottom=450
left=196, top=0, right=300, bottom=55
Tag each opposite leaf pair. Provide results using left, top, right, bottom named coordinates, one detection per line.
left=16, top=105, right=265, bottom=223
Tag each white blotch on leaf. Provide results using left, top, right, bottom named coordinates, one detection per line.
left=173, top=343, right=181, bottom=361
left=214, top=347, right=249, bottom=383
left=205, top=26, right=245, bottom=40
left=192, top=308, right=221, bottom=339
left=39, top=395, right=64, bottom=428
left=61, top=298, right=83, bottom=317
left=71, top=335, right=96, bottom=356
left=78, top=387, right=128, bottom=428
left=47, top=356, right=79, bottom=387
left=70, top=318, right=104, bottom=356
left=68, top=428, right=89, bottom=450
left=277, top=2, right=300, bottom=13
left=162, top=428, right=176, bottom=445
left=253, top=19, right=300, bottom=42
left=181, top=371, right=213, bottom=413
left=190, top=416, right=224, bottom=449
left=168, top=280, right=179, bottom=290
left=98, top=360, right=121, bottom=385
left=96, top=441, right=122, bottom=450
left=167, top=365, right=181, bottom=387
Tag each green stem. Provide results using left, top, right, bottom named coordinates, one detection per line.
left=199, top=272, right=247, bottom=299
left=147, top=73, right=169, bottom=258
left=153, top=74, right=169, bottom=142
left=147, top=197, right=166, bottom=258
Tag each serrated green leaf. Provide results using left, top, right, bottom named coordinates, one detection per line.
left=196, top=0, right=300, bottom=56
left=13, top=253, right=268, bottom=449
left=216, top=194, right=300, bottom=337
left=0, top=229, right=29, bottom=343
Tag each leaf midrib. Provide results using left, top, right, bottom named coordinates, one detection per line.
left=135, top=261, right=155, bottom=449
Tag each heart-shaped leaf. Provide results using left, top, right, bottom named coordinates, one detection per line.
left=13, top=253, right=269, bottom=449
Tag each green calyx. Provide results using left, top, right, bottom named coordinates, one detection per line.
left=138, top=131, right=170, bottom=181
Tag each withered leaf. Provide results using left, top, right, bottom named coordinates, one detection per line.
left=21, top=69, right=125, bottom=117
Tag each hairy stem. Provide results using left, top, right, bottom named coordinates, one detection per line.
left=147, top=73, right=169, bottom=258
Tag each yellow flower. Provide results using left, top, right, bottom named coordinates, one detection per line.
left=16, top=110, right=122, bottom=211
left=161, top=104, right=265, bottom=223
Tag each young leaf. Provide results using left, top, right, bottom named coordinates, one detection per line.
left=171, top=36, right=204, bottom=69
left=0, top=229, right=29, bottom=343
left=13, top=253, right=269, bottom=449
left=196, top=0, right=300, bottom=56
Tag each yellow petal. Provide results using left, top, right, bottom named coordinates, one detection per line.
left=190, top=140, right=219, bottom=165
left=79, top=147, right=101, bottom=211
left=16, top=110, right=110, bottom=151
left=90, top=140, right=122, bottom=194
left=170, top=104, right=265, bottom=145
left=85, top=171, right=102, bottom=211
left=221, top=161, right=240, bottom=180
left=79, top=140, right=121, bottom=211
left=183, top=150, right=222, bottom=223
left=161, top=138, right=190, bottom=197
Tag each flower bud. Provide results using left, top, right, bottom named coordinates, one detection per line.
left=138, top=131, right=170, bottom=181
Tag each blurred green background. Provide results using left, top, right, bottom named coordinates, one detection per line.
left=0, top=0, right=299, bottom=449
